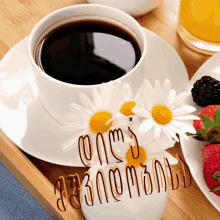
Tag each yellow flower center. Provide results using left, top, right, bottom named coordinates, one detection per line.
left=89, top=111, right=113, bottom=134
left=119, top=101, right=136, bottom=116
left=151, top=105, right=172, bottom=124
left=126, top=146, right=147, bottom=168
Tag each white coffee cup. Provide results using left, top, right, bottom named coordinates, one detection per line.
left=28, top=4, right=147, bottom=125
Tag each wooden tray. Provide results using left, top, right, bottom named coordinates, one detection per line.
left=0, top=0, right=220, bottom=219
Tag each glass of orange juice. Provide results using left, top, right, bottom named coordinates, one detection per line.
left=178, top=0, right=220, bottom=55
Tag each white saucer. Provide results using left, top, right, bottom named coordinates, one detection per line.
left=0, top=28, right=188, bottom=166
left=181, top=52, right=220, bottom=212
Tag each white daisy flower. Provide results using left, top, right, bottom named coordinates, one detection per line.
left=61, top=81, right=128, bottom=152
left=132, top=79, right=200, bottom=143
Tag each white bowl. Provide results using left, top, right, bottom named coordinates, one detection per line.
left=87, top=0, right=163, bottom=17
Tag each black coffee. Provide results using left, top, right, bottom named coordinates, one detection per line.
left=35, top=20, right=141, bottom=85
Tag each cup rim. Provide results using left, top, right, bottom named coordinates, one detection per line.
left=28, top=4, right=147, bottom=88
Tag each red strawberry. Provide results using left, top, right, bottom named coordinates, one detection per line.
left=200, top=105, right=219, bottom=120
left=193, top=105, right=218, bottom=130
left=193, top=115, right=203, bottom=130
left=188, top=105, right=220, bottom=142
left=202, top=144, right=220, bottom=196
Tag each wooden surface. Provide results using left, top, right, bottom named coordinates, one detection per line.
left=0, top=0, right=219, bottom=219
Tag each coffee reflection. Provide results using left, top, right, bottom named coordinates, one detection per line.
left=35, top=20, right=141, bottom=85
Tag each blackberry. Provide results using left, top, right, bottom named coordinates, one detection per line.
left=191, top=76, right=220, bottom=107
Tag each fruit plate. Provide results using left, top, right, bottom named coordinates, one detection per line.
left=182, top=52, right=220, bottom=212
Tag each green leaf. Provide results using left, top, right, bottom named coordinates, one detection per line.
left=211, top=186, right=220, bottom=192
left=214, top=110, right=220, bottom=127
left=186, top=130, right=207, bottom=136
left=213, top=171, right=220, bottom=183
left=196, top=129, right=209, bottom=135
left=200, top=115, right=214, bottom=130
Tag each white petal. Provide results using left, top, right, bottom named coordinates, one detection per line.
left=113, top=115, right=129, bottom=128
left=138, top=88, right=153, bottom=111
left=134, top=92, right=140, bottom=103
left=121, top=96, right=127, bottom=106
left=100, top=83, right=107, bottom=104
left=69, top=103, right=92, bottom=116
left=143, top=79, right=154, bottom=92
left=148, top=103, right=154, bottom=111
left=79, top=93, right=96, bottom=113
left=154, top=80, right=162, bottom=104
left=142, top=79, right=156, bottom=106
left=66, top=113, right=90, bottom=122
left=121, top=86, right=130, bottom=100
left=162, top=125, right=179, bottom=142
left=92, top=87, right=102, bottom=110
left=167, top=89, right=176, bottom=106
left=111, top=81, right=122, bottom=105
left=132, top=107, right=151, bottom=118
left=161, top=126, right=175, bottom=145
left=166, top=123, right=188, bottom=140
left=123, top=83, right=133, bottom=101
left=137, top=96, right=145, bottom=109
left=138, top=128, right=155, bottom=145
left=168, top=92, right=186, bottom=110
left=103, top=83, right=115, bottom=110
left=62, top=129, right=89, bottom=151
left=172, top=115, right=200, bottom=120
left=162, top=79, right=171, bottom=105
left=154, top=123, right=162, bottom=140
left=131, top=116, right=142, bottom=132
left=172, top=105, right=196, bottom=116
left=115, top=87, right=129, bottom=112
left=137, top=86, right=145, bottom=98
left=170, top=120, right=196, bottom=134
left=181, top=121, right=197, bottom=133
left=60, top=122, right=89, bottom=131
left=106, top=116, right=114, bottom=125
left=139, top=117, right=155, bottom=133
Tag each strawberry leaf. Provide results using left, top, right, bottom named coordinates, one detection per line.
left=200, top=114, right=214, bottom=130
left=211, top=186, right=220, bottom=192
left=186, top=130, right=208, bottom=136
left=196, top=130, right=209, bottom=135
left=213, top=171, right=220, bottom=183
left=214, top=110, right=220, bottom=127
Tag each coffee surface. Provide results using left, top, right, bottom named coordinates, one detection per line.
left=36, top=20, right=141, bottom=85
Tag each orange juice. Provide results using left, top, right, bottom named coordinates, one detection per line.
left=179, top=0, right=220, bottom=43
